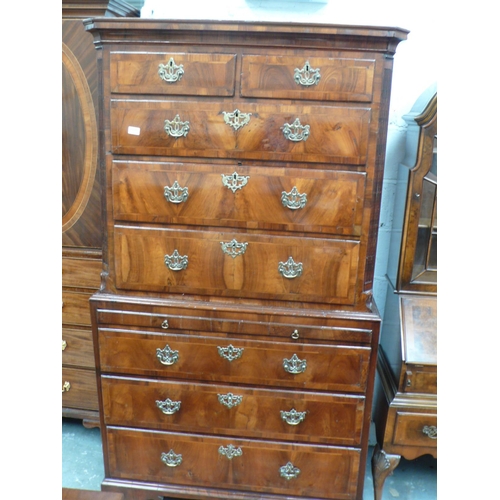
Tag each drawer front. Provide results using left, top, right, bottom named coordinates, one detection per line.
left=62, top=367, right=99, bottom=411
left=241, top=55, right=375, bottom=102
left=110, top=52, right=236, bottom=96
left=62, top=291, right=92, bottom=326
left=110, top=99, right=371, bottom=165
left=403, top=366, right=437, bottom=395
left=392, top=411, right=437, bottom=448
left=114, top=225, right=360, bottom=304
left=101, top=376, right=365, bottom=446
left=112, top=162, right=366, bottom=237
left=98, top=328, right=371, bottom=393
left=106, top=427, right=360, bottom=499
left=62, top=327, right=95, bottom=369
left=62, top=257, right=102, bottom=289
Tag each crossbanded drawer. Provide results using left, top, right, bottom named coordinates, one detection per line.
left=402, top=365, right=437, bottom=395
left=62, top=327, right=95, bottom=369
left=62, top=367, right=99, bottom=411
left=114, top=225, right=360, bottom=305
left=106, top=427, right=360, bottom=499
left=391, top=410, right=437, bottom=449
left=110, top=52, right=237, bottom=96
left=101, top=376, right=365, bottom=446
left=62, top=291, right=92, bottom=326
left=110, top=99, right=370, bottom=165
left=62, top=257, right=102, bottom=289
left=112, top=161, right=366, bottom=237
left=241, top=55, right=375, bottom=102
left=98, top=328, right=371, bottom=393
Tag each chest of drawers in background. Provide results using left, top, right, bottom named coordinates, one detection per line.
left=85, top=19, right=407, bottom=499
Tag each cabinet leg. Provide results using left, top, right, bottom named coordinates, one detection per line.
left=372, top=444, right=401, bottom=500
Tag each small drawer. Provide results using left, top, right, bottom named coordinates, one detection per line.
left=112, top=161, right=366, bottom=237
left=392, top=411, right=437, bottom=448
left=101, top=376, right=365, bottom=446
left=110, top=99, right=371, bottom=165
left=241, top=55, right=375, bottom=102
left=62, top=256, right=102, bottom=289
left=106, top=427, right=360, bottom=499
left=62, top=291, right=92, bottom=326
left=402, top=365, right=437, bottom=394
left=98, top=328, right=371, bottom=393
left=110, top=51, right=236, bottom=96
left=62, top=367, right=99, bottom=411
left=114, top=225, right=360, bottom=305
left=62, top=327, right=96, bottom=369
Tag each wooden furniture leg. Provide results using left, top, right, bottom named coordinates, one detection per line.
left=372, top=444, right=401, bottom=500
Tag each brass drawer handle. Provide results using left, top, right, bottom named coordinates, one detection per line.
left=62, top=381, right=71, bottom=393
left=220, top=239, right=248, bottom=258
left=280, top=408, right=306, bottom=426
left=280, top=461, right=301, bottom=480
left=161, top=450, right=183, bottom=467
left=218, top=444, right=243, bottom=460
left=291, top=329, right=300, bottom=340
left=218, top=344, right=244, bottom=362
left=218, top=393, right=242, bottom=409
left=164, top=249, right=188, bottom=271
left=62, top=340, right=67, bottom=351
left=156, top=398, right=181, bottom=415
left=294, top=60, right=321, bottom=86
left=221, top=171, right=249, bottom=193
left=283, top=353, right=307, bottom=374
left=158, top=57, right=185, bottom=83
left=282, top=187, right=307, bottom=210
left=156, top=345, right=179, bottom=366
left=281, top=118, right=310, bottom=142
left=164, top=181, right=189, bottom=204
left=223, top=109, right=252, bottom=130
left=278, top=257, right=303, bottom=279
left=422, top=425, right=437, bottom=439
left=161, top=320, right=169, bottom=329
left=164, top=114, right=190, bottom=138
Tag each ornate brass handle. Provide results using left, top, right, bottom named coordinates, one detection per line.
left=164, top=181, right=188, bottom=204
left=281, top=187, right=307, bottom=210
left=422, top=425, right=437, bottom=439
left=62, top=381, right=71, bottom=393
left=164, top=114, right=190, bottom=138
left=283, top=353, right=307, bottom=374
left=218, top=393, right=243, bottom=409
left=221, top=171, right=249, bottom=193
left=164, top=249, right=188, bottom=271
left=218, top=444, right=243, bottom=460
left=280, top=408, right=306, bottom=426
left=218, top=344, right=244, bottom=362
left=62, top=340, right=67, bottom=351
left=223, top=109, right=252, bottom=130
left=281, top=118, right=310, bottom=142
left=158, top=57, right=185, bottom=83
left=278, top=257, right=303, bottom=279
left=294, top=60, right=321, bottom=86
left=280, top=461, right=301, bottom=480
left=156, top=345, right=179, bottom=366
left=220, top=239, right=248, bottom=258
left=156, top=398, right=181, bottom=415
left=161, top=450, right=183, bottom=467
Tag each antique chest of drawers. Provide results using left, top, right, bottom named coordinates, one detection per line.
left=85, top=19, right=407, bottom=499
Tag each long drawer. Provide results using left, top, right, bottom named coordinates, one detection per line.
left=101, top=376, right=365, bottom=446
left=106, top=427, right=361, bottom=499
left=62, top=327, right=95, bottom=368
left=112, top=161, right=366, bottom=237
left=114, top=225, right=360, bottom=304
left=62, top=291, right=92, bottom=326
left=392, top=410, right=437, bottom=449
left=98, top=328, right=371, bottom=393
left=62, top=367, right=99, bottom=411
left=110, top=99, right=371, bottom=165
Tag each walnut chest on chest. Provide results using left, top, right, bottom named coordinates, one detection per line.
left=85, top=18, right=407, bottom=500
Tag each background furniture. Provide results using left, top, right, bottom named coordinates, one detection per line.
left=371, top=87, right=437, bottom=499
left=62, top=0, right=139, bottom=427
left=85, top=18, right=407, bottom=499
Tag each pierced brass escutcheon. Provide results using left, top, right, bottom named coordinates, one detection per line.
left=283, top=353, right=307, bottom=374
left=161, top=450, right=183, bottom=467
left=156, top=345, right=179, bottom=366
left=221, top=171, right=249, bottom=193
left=280, top=461, right=301, bottom=480
left=156, top=398, right=181, bottom=415
left=218, top=393, right=243, bottom=409
left=281, top=186, right=307, bottom=210
left=164, top=181, right=189, bottom=204
left=164, top=114, right=190, bottom=138
left=280, top=408, right=307, bottom=426
left=281, top=118, right=310, bottom=142
left=218, top=344, right=244, bottom=362
left=294, top=60, right=321, bottom=86
left=218, top=444, right=243, bottom=460
left=223, top=109, right=252, bottom=130
left=278, top=257, right=303, bottom=279
left=158, top=57, right=185, bottom=83
left=422, top=425, right=437, bottom=439
left=164, top=249, right=188, bottom=271
left=220, top=239, right=248, bottom=258
left=62, top=381, right=71, bottom=393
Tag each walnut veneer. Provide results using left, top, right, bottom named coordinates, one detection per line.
left=85, top=18, right=407, bottom=499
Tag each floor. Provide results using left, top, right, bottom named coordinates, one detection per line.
left=62, top=417, right=437, bottom=499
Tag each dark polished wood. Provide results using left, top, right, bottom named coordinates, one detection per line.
left=86, top=19, right=407, bottom=499
left=62, top=488, right=124, bottom=500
